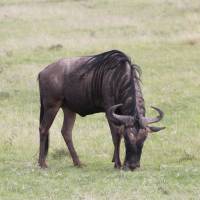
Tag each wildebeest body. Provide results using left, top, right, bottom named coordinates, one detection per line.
left=38, top=50, right=164, bottom=170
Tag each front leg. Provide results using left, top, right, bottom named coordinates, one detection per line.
left=107, top=120, right=122, bottom=169
left=112, top=133, right=122, bottom=169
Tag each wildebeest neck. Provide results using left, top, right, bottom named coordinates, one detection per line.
left=111, top=64, right=137, bottom=117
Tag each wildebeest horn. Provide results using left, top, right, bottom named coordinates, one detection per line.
left=108, top=104, right=134, bottom=125
left=140, top=106, right=164, bottom=126
left=148, top=126, right=165, bottom=132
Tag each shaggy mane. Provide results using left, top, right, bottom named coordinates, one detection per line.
left=81, top=50, right=141, bottom=80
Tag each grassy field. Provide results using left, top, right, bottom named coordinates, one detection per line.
left=0, top=0, right=200, bottom=199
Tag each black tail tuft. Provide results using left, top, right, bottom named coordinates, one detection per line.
left=38, top=74, right=44, bottom=125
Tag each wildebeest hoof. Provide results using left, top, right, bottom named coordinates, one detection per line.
left=39, top=162, right=48, bottom=169
left=123, top=163, right=140, bottom=171
left=122, top=165, right=130, bottom=171
left=114, top=163, right=121, bottom=169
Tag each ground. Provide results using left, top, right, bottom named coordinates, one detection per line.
left=0, top=0, right=200, bottom=199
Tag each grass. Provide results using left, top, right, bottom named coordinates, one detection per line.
left=0, top=0, right=200, bottom=199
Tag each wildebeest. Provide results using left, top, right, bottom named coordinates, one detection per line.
left=38, top=50, right=165, bottom=170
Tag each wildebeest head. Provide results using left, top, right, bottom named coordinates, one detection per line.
left=108, top=104, right=165, bottom=170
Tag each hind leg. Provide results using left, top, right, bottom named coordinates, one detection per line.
left=39, top=105, right=60, bottom=168
left=61, top=107, right=81, bottom=167
left=44, top=131, right=49, bottom=159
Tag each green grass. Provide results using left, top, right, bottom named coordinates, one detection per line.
left=0, top=0, right=200, bottom=199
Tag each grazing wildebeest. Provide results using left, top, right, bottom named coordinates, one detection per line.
left=38, top=50, right=165, bottom=170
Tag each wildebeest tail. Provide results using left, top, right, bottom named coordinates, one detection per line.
left=38, top=73, right=44, bottom=125
left=39, top=94, right=44, bottom=125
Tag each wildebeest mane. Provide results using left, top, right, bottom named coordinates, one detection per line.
left=81, top=50, right=141, bottom=79
left=81, top=50, right=142, bottom=112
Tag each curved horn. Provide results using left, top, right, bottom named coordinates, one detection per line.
left=141, top=106, right=164, bottom=126
left=148, top=126, right=166, bottom=132
left=107, top=104, right=134, bottom=125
